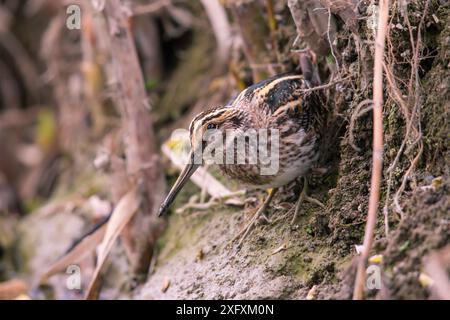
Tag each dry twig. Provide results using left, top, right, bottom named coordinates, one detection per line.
left=299, top=75, right=351, bottom=93
left=353, top=0, right=390, bottom=300
left=133, top=0, right=170, bottom=16
left=200, top=0, right=232, bottom=64
left=86, top=188, right=140, bottom=299
left=39, top=222, right=107, bottom=283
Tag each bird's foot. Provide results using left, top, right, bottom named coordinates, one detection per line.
left=291, top=178, right=325, bottom=225
left=229, top=188, right=277, bottom=249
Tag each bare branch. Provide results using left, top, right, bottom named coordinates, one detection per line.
left=353, top=0, right=390, bottom=300
left=200, top=0, right=232, bottom=64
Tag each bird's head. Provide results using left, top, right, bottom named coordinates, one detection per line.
left=158, top=106, right=244, bottom=216
left=188, top=106, right=245, bottom=153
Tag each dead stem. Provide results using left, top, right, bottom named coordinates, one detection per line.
left=353, top=0, right=390, bottom=300
left=299, top=75, right=351, bottom=93
left=133, top=0, right=170, bottom=16
left=327, top=7, right=340, bottom=73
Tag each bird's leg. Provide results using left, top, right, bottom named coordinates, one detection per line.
left=231, top=188, right=278, bottom=248
left=291, top=177, right=325, bottom=224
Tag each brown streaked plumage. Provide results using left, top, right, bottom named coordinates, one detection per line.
left=158, top=74, right=328, bottom=244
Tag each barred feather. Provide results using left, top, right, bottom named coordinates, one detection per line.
left=188, top=74, right=328, bottom=188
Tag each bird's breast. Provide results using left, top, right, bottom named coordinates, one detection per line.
left=215, top=126, right=319, bottom=188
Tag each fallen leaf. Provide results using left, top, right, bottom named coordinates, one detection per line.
left=271, top=242, right=289, bottom=255
left=39, top=222, right=107, bottom=283
left=162, top=144, right=232, bottom=198
left=419, top=273, right=434, bottom=288
left=161, top=278, right=171, bottom=293
left=85, top=187, right=140, bottom=300
left=306, top=285, right=318, bottom=300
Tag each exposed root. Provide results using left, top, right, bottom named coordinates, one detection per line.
left=383, top=0, right=429, bottom=226
left=348, top=99, right=373, bottom=152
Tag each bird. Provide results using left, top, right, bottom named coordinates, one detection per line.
left=158, top=74, right=328, bottom=247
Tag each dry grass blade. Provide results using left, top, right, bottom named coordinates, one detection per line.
left=85, top=187, right=140, bottom=300
left=104, top=0, right=164, bottom=277
left=299, top=75, right=351, bottom=93
left=199, top=0, right=231, bottom=63
left=162, top=144, right=232, bottom=198
left=353, top=0, right=390, bottom=300
left=38, top=222, right=107, bottom=284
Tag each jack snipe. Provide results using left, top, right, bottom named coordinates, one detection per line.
left=159, top=74, right=328, bottom=246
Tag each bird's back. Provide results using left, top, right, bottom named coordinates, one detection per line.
left=220, top=75, right=328, bottom=188
left=231, top=75, right=326, bottom=128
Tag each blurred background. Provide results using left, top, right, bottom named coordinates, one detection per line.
left=0, top=0, right=448, bottom=300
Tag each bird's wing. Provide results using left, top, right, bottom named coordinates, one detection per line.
left=228, top=74, right=285, bottom=107
left=250, top=75, right=326, bottom=132
left=229, top=74, right=327, bottom=131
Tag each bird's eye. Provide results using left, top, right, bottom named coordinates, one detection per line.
left=207, top=123, right=217, bottom=130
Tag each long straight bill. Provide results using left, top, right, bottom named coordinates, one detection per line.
left=158, top=151, right=200, bottom=216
